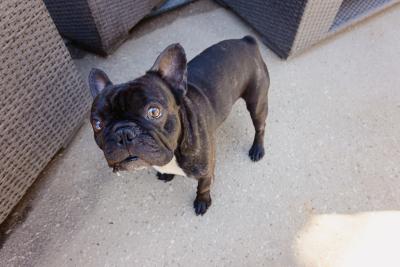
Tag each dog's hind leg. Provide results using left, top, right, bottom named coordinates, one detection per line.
left=242, top=71, right=269, bottom=161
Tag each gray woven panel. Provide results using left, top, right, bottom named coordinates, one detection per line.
left=44, top=0, right=163, bottom=54
left=331, top=0, right=393, bottom=30
left=291, top=1, right=343, bottom=56
left=88, top=0, right=163, bottom=52
left=43, top=0, right=104, bottom=53
left=292, top=0, right=399, bottom=56
left=0, top=0, right=91, bottom=223
left=218, top=0, right=399, bottom=58
left=219, top=0, right=308, bottom=58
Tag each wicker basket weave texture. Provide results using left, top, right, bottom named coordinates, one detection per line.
left=331, top=0, right=394, bottom=29
left=291, top=0, right=342, bottom=56
left=42, top=0, right=104, bottom=52
left=292, top=0, right=398, bottom=55
left=220, top=0, right=308, bottom=58
left=43, top=0, right=163, bottom=54
left=219, top=0, right=399, bottom=58
left=0, top=0, right=91, bottom=224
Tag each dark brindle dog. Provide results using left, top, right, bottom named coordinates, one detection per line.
left=89, top=36, right=269, bottom=215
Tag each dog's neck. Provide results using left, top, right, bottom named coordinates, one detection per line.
left=176, top=83, right=208, bottom=156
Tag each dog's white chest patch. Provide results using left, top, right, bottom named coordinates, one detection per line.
left=152, top=156, right=186, bottom=176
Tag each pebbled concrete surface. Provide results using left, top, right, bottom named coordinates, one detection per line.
left=1, top=1, right=400, bottom=266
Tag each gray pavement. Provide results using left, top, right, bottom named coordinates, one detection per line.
left=1, top=1, right=400, bottom=266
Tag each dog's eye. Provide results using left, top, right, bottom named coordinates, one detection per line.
left=93, top=119, right=103, bottom=131
left=147, top=106, right=162, bottom=119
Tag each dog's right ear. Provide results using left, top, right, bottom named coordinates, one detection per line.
left=89, top=68, right=113, bottom=98
left=149, top=43, right=187, bottom=99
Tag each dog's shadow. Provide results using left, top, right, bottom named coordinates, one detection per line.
left=216, top=100, right=255, bottom=160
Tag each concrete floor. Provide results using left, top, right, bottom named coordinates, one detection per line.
left=1, top=1, right=400, bottom=266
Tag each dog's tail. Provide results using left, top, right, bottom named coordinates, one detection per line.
left=242, top=35, right=257, bottom=45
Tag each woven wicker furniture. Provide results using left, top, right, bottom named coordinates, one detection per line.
left=218, top=0, right=400, bottom=58
left=0, top=0, right=91, bottom=224
left=43, top=0, right=164, bottom=55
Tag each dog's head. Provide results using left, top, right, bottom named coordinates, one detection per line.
left=89, top=44, right=187, bottom=172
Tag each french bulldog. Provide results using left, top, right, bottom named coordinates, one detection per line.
left=89, top=36, right=269, bottom=215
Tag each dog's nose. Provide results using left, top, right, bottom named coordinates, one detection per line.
left=115, top=127, right=135, bottom=146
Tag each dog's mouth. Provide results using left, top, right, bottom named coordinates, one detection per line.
left=112, top=155, right=147, bottom=173
left=124, top=156, right=139, bottom=163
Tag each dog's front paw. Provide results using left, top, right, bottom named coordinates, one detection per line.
left=193, top=195, right=212, bottom=216
left=156, top=172, right=175, bottom=182
left=249, top=143, right=265, bottom=161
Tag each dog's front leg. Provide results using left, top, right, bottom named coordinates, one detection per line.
left=193, top=176, right=213, bottom=215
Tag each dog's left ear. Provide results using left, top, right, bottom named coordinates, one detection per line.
left=150, top=43, right=187, bottom=98
left=88, top=68, right=113, bottom=98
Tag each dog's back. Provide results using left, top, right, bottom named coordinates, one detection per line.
left=187, top=36, right=269, bottom=126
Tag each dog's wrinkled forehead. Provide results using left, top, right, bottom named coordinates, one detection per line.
left=93, top=74, right=174, bottom=116
left=90, top=43, right=187, bottom=117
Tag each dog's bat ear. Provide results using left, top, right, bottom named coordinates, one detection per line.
left=88, top=68, right=113, bottom=98
left=150, top=43, right=187, bottom=99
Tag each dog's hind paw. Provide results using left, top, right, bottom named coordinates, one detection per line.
left=156, top=172, right=175, bottom=182
left=193, top=196, right=212, bottom=216
left=249, top=143, right=265, bottom=161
